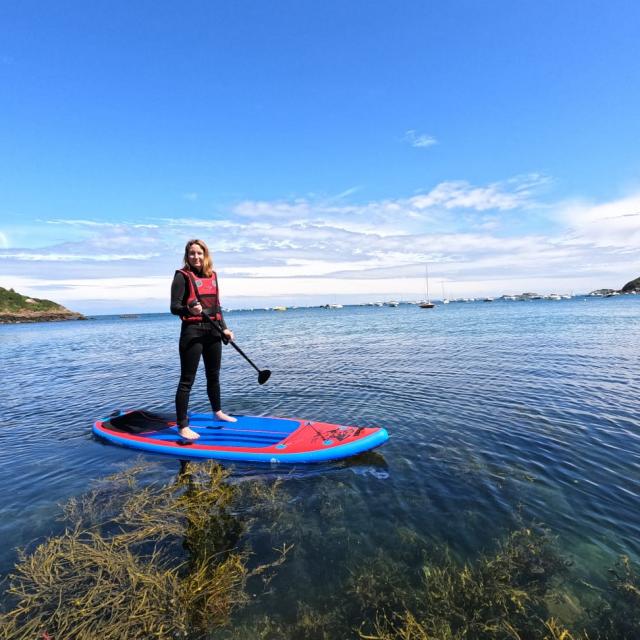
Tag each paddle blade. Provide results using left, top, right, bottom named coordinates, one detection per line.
left=258, top=369, right=271, bottom=385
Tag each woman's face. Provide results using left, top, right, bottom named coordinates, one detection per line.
left=187, top=244, right=205, bottom=270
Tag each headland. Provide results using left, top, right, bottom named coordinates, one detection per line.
left=0, top=287, right=86, bottom=323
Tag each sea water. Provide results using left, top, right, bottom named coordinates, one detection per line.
left=0, top=296, right=639, bottom=625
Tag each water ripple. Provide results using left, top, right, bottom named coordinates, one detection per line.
left=1, top=299, right=639, bottom=579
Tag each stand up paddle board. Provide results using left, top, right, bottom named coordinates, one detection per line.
left=93, top=410, right=389, bottom=463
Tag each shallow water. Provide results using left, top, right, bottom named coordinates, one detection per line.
left=1, top=296, right=639, bottom=623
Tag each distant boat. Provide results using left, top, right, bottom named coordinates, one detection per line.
left=385, top=301, right=400, bottom=307
left=273, top=306, right=287, bottom=311
left=483, top=297, right=494, bottom=302
left=441, top=281, right=450, bottom=304
left=418, top=265, right=435, bottom=309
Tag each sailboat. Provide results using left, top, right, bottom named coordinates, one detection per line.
left=441, top=281, right=450, bottom=304
left=419, top=265, right=436, bottom=309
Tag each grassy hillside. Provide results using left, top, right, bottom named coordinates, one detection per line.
left=0, top=287, right=66, bottom=313
left=0, top=287, right=85, bottom=322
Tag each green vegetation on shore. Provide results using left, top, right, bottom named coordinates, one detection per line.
left=0, top=286, right=84, bottom=322
left=0, top=286, right=63, bottom=312
left=622, top=275, right=640, bottom=292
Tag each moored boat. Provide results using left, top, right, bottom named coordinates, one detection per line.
left=418, top=264, right=436, bottom=309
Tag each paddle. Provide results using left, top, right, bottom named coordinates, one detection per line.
left=201, top=310, right=271, bottom=385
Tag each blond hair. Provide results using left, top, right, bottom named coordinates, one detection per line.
left=182, top=239, right=213, bottom=277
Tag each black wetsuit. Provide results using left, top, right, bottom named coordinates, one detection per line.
left=170, top=270, right=228, bottom=429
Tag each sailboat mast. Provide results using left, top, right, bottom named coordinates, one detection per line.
left=418, top=264, right=436, bottom=308
left=425, top=264, right=430, bottom=302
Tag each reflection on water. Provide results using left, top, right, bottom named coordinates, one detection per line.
left=0, top=298, right=639, bottom=635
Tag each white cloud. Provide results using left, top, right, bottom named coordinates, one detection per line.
left=233, top=199, right=312, bottom=220
left=0, top=231, right=8, bottom=248
left=311, top=219, right=408, bottom=237
left=0, top=275, right=169, bottom=302
left=46, top=219, right=159, bottom=229
left=555, top=194, right=640, bottom=248
left=0, top=251, right=159, bottom=261
left=328, top=186, right=362, bottom=200
left=410, top=176, right=545, bottom=212
left=161, top=218, right=240, bottom=230
left=225, top=175, right=545, bottom=235
left=3, top=177, right=639, bottom=311
left=404, top=130, right=438, bottom=148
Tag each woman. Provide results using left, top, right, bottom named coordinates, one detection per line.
left=170, top=239, right=236, bottom=441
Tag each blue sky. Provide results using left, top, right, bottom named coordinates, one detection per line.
left=1, top=1, right=639, bottom=312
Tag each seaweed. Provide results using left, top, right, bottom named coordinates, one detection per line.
left=587, top=555, right=640, bottom=639
left=0, top=460, right=289, bottom=640
left=2, top=460, right=638, bottom=640
left=358, top=527, right=579, bottom=640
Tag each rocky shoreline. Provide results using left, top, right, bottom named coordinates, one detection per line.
left=0, top=310, right=86, bottom=324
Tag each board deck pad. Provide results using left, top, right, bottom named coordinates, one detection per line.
left=93, top=410, right=389, bottom=463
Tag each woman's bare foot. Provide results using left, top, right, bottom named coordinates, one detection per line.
left=215, top=410, right=237, bottom=423
left=178, top=426, right=200, bottom=441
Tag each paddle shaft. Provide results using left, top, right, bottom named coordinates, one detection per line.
left=200, top=310, right=264, bottom=374
left=215, top=325, right=261, bottom=373
left=184, top=273, right=270, bottom=383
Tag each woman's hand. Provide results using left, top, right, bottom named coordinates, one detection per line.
left=223, top=329, right=234, bottom=342
left=188, top=302, right=202, bottom=315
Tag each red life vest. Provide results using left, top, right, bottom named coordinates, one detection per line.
left=177, top=269, right=223, bottom=323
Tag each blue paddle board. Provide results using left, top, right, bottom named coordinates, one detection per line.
left=93, top=410, right=389, bottom=463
